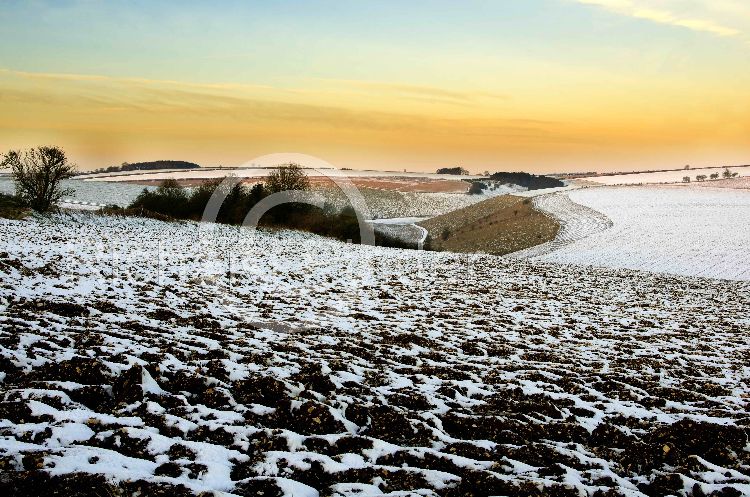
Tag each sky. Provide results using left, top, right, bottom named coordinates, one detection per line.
left=0, top=0, right=749, bottom=173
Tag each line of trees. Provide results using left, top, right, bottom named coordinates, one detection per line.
left=0, top=149, right=419, bottom=248
left=128, top=178, right=264, bottom=222
left=124, top=164, right=416, bottom=247
left=434, top=169, right=566, bottom=190
left=436, top=167, right=469, bottom=175
left=86, top=160, right=201, bottom=175
left=693, top=168, right=738, bottom=182
left=488, top=172, right=565, bottom=190
left=127, top=164, right=312, bottom=224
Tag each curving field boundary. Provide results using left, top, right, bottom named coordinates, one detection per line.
left=508, top=189, right=612, bottom=259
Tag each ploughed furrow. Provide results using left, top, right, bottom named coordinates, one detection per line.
left=0, top=213, right=748, bottom=497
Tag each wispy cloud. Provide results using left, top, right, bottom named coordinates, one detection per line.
left=0, top=67, right=555, bottom=139
left=0, top=68, right=286, bottom=94
left=574, top=0, right=746, bottom=39
left=0, top=69, right=508, bottom=110
left=315, top=79, right=509, bottom=106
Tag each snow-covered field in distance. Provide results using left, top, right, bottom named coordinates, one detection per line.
left=308, top=187, right=483, bottom=219
left=586, top=165, right=750, bottom=186
left=533, top=186, right=750, bottom=281
left=0, top=176, right=484, bottom=219
left=0, top=177, right=153, bottom=208
left=82, top=168, right=485, bottom=182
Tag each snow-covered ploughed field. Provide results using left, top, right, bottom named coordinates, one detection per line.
left=529, top=186, right=750, bottom=281
left=1, top=213, right=749, bottom=496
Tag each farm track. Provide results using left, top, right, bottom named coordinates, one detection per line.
left=508, top=191, right=613, bottom=259
left=370, top=223, right=425, bottom=246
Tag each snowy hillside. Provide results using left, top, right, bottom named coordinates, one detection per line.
left=1, top=214, right=749, bottom=496
left=84, top=168, right=484, bottom=183
left=0, top=177, right=153, bottom=208
left=309, top=187, right=483, bottom=219
left=530, top=186, right=750, bottom=281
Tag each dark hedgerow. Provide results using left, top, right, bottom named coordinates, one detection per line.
left=489, top=172, right=564, bottom=190
left=468, top=181, right=486, bottom=195
left=126, top=175, right=415, bottom=249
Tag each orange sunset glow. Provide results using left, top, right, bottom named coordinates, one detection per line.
left=1, top=1, right=749, bottom=172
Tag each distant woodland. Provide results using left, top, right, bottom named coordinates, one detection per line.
left=489, top=172, right=565, bottom=190
left=436, top=167, right=470, bottom=175
left=88, top=160, right=201, bottom=174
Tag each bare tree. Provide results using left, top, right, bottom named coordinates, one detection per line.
left=264, top=163, right=310, bottom=193
left=1, top=146, right=77, bottom=212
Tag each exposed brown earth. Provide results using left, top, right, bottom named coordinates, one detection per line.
left=420, top=195, right=559, bottom=255
left=352, top=178, right=469, bottom=193
left=123, top=178, right=261, bottom=187
left=1, top=215, right=749, bottom=496
left=2, top=215, right=750, bottom=496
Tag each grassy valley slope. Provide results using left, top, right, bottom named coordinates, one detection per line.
left=420, top=194, right=559, bottom=255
